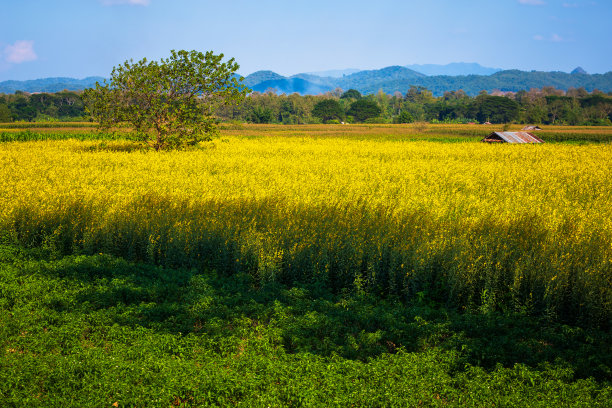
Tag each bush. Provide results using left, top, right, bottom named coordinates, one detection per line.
left=396, top=111, right=414, bottom=124
left=364, top=117, right=388, bottom=124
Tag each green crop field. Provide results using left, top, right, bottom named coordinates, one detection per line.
left=1, top=124, right=611, bottom=407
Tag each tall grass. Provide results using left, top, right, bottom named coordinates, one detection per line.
left=1, top=135, right=611, bottom=327
left=0, top=130, right=117, bottom=142
left=2, top=123, right=611, bottom=143
left=0, top=121, right=96, bottom=129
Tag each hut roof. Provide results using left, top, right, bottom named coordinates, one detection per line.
left=482, top=132, right=544, bottom=144
left=522, top=125, right=542, bottom=131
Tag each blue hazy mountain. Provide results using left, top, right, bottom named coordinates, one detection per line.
left=0, top=77, right=105, bottom=93
left=250, top=77, right=332, bottom=95
left=304, top=68, right=361, bottom=78
left=2, top=66, right=611, bottom=96
left=303, top=63, right=504, bottom=78
left=246, top=66, right=427, bottom=95
left=571, top=66, right=588, bottom=75
left=243, top=67, right=611, bottom=96
left=241, top=71, right=286, bottom=87
left=405, top=63, right=502, bottom=76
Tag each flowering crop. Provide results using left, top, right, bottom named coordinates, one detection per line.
left=1, top=127, right=611, bottom=326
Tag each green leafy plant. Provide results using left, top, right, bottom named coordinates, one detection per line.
left=83, top=50, right=248, bottom=150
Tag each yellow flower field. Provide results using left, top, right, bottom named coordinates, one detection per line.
left=1, top=127, right=611, bottom=325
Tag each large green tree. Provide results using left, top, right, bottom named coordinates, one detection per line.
left=84, top=50, right=247, bottom=150
left=312, top=99, right=345, bottom=123
left=347, top=99, right=382, bottom=122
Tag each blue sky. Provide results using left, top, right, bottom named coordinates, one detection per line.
left=0, top=0, right=610, bottom=81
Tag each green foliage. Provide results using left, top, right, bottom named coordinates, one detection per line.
left=0, top=131, right=107, bottom=143
left=0, top=103, right=12, bottom=122
left=405, top=85, right=435, bottom=104
left=473, top=95, right=520, bottom=124
left=396, top=110, right=414, bottom=123
left=347, top=99, right=382, bottom=122
left=83, top=50, right=248, bottom=150
left=7, top=94, right=36, bottom=121
left=312, top=99, right=345, bottom=123
left=3, top=85, right=611, bottom=127
left=249, top=105, right=274, bottom=123
left=0, top=91, right=86, bottom=122
left=0, top=243, right=610, bottom=406
left=363, top=117, right=388, bottom=124
left=340, top=89, right=362, bottom=99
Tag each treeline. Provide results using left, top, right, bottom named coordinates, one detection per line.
left=0, top=91, right=87, bottom=122
left=1, top=86, right=611, bottom=125
left=217, top=87, right=612, bottom=125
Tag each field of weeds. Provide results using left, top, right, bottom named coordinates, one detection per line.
left=1, top=123, right=611, bottom=406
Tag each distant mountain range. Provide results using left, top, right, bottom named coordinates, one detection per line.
left=1, top=64, right=611, bottom=96
left=405, top=62, right=502, bottom=76
left=246, top=66, right=611, bottom=96
left=304, top=68, right=361, bottom=78
left=0, top=77, right=104, bottom=94
left=302, top=63, right=500, bottom=78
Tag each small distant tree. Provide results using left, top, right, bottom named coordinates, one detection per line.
left=341, top=89, right=362, bottom=100
left=396, top=110, right=414, bottom=123
left=312, top=99, right=345, bottom=123
left=249, top=106, right=274, bottom=123
left=0, top=104, right=11, bottom=122
left=84, top=50, right=248, bottom=150
left=404, top=86, right=434, bottom=104
left=347, top=99, right=382, bottom=122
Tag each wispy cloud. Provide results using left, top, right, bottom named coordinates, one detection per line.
left=533, top=33, right=565, bottom=42
left=519, top=0, right=546, bottom=5
left=563, top=2, right=597, bottom=7
left=101, top=0, right=150, bottom=6
left=4, top=40, right=37, bottom=64
left=551, top=34, right=564, bottom=42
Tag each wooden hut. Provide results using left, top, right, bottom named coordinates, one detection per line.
left=522, top=125, right=542, bottom=131
left=482, top=132, right=544, bottom=143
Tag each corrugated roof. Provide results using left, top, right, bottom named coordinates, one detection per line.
left=483, top=132, right=544, bottom=143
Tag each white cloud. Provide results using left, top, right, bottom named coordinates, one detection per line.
left=101, top=0, right=150, bottom=5
left=533, top=35, right=545, bottom=41
left=519, top=0, right=546, bottom=5
left=4, top=40, right=37, bottom=64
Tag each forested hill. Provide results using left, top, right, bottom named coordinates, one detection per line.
left=0, top=77, right=104, bottom=94
left=247, top=68, right=612, bottom=96
left=2, top=68, right=612, bottom=96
